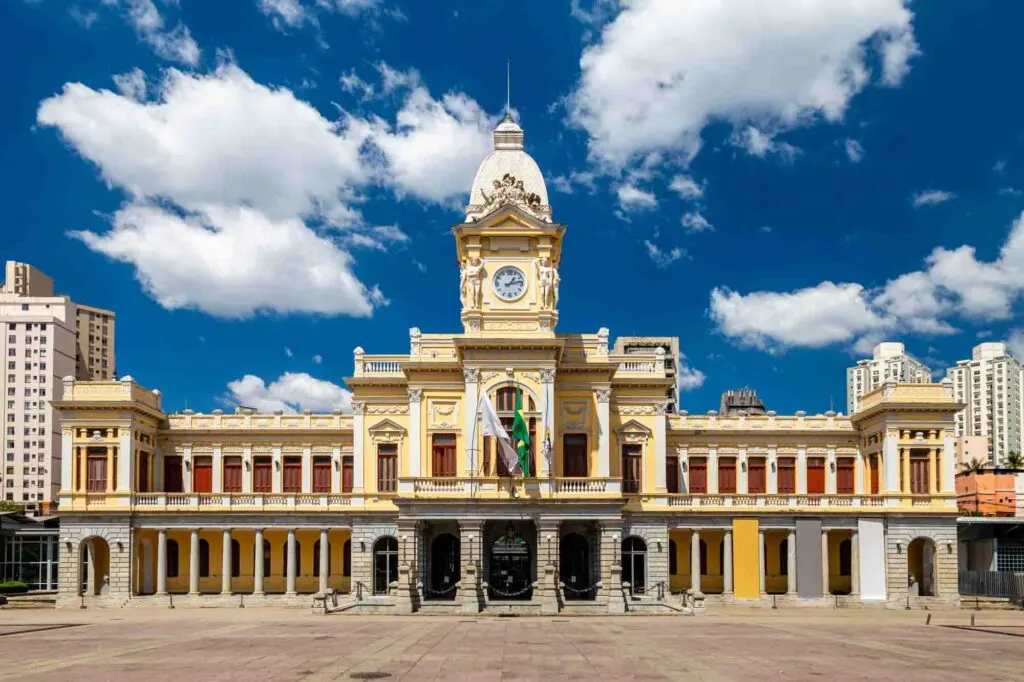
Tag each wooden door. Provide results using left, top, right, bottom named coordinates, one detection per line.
left=342, top=456, right=353, bottom=493
left=282, top=457, right=301, bottom=493
left=137, top=452, right=150, bottom=493
left=432, top=435, right=456, bottom=477
left=718, top=458, right=736, bottom=494
left=192, top=457, right=213, bottom=493
left=312, top=457, right=331, bottom=493
left=377, top=445, right=397, bottom=492
left=910, top=457, right=930, bottom=494
left=807, top=458, right=825, bottom=494
left=622, top=445, right=641, bottom=493
left=86, top=455, right=107, bottom=492
left=563, top=434, right=588, bottom=477
left=253, top=457, right=272, bottom=493
left=870, top=456, right=880, bottom=494
left=777, top=457, right=795, bottom=494
left=666, top=455, right=680, bottom=493
left=747, top=457, right=766, bottom=494
left=689, top=457, right=707, bottom=494
left=223, top=457, right=242, bottom=493
left=836, top=458, right=855, bottom=494
left=163, top=455, right=183, bottom=493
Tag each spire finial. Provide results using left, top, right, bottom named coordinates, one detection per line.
left=506, top=57, right=511, bottom=119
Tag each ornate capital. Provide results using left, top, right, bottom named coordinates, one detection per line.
left=463, top=367, right=480, bottom=383
left=596, top=388, right=612, bottom=403
left=351, top=401, right=366, bottom=415
left=540, top=368, right=556, bottom=383
left=407, top=388, right=423, bottom=403
left=654, top=403, right=668, bottom=416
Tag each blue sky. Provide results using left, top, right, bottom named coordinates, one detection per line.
left=2, top=0, right=1023, bottom=415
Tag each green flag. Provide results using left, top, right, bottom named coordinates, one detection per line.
left=512, top=388, right=530, bottom=476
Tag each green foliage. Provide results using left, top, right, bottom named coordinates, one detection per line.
left=0, top=500, right=25, bottom=514
left=960, top=457, right=986, bottom=474
left=0, top=580, right=30, bottom=594
left=1004, top=451, right=1024, bottom=470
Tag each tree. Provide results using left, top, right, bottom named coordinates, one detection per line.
left=1004, top=451, right=1024, bottom=470
left=960, top=457, right=986, bottom=474
left=0, top=501, right=25, bottom=514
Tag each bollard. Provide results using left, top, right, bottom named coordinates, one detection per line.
left=905, top=594, right=911, bottom=611
left=970, top=613, right=975, bottom=627
left=772, top=594, right=777, bottom=610
left=926, top=613, right=931, bottom=626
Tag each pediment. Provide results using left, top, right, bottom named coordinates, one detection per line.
left=616, top=419, right=652, bottom=436
left=367, top=418, right=406, bottom=435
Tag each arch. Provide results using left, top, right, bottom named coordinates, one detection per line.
left=77, top=536, right=110, bottom=597
left=779, top=538, right=788, bottom=576
left=838, top=539, right=852, bottom=578
left=167, top=539, right=180, bottom=578
left=907, top=537, right=937, bottom=597
left=428, top=533, right=460, bottom=600
left=198, top=538, right=210, bottom=578
left=562, top=533, right=593, bottom=600
left=621, top=536, right=647, bottom=595
left=699, top=539, right=708, bottom=576
left=489, top=523, right=532, bottom=600
left=373, top=536, right=399, bottom=595
left=489, top=383, right=539, bottom=411
left=231, top=539, right=241, bottom=578
left=487, top=385, right=539, bottom=477
left=343, top=539, right=351, bottom=577
left=668, top=538, right=678, bottom=576
left=313, top=540, right=332, bottom=578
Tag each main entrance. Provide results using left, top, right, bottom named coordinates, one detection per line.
left=489, top=523, right=532, bottom=600
left=560, top=533, right=593, bottom=600
left=428, top=533, right=460, bottom=600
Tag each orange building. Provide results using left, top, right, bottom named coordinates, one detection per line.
left=956, top=470, right=1022, bottom=516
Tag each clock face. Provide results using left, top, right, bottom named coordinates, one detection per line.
left=492, top=266, right=527, bottom=301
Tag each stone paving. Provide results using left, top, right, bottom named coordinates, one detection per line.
left=1, top=609, right=1023, bottom=681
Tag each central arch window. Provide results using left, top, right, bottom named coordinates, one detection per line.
left=373, top=536, right=399, bottom=595
left=621, top=537, right=647, bottom=595
left=484, top=387, right=536, bottom=476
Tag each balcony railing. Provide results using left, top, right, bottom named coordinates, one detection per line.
left=397, top=476, right=623, bottom=497
left=131, top=493, right=353, bottom=511
left=665, top=494, right=925, bottom=508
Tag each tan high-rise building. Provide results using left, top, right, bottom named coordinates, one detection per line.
left=0, top=261, right=115, bottom=513
left=75, top=304, right=115, bottom=381
left=947, top=342, right=1024, bottom=466
left=847, top=342, right=932, bottom=415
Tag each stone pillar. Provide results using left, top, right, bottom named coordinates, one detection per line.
left=285, top=529, right=297, bottom=595
left=212, top=445, right=223, bottom=493
left=537, top=519, right=560, bottom=614
left=796, top=447, right=807, bottom=494
left=821, top=530, right=830, bottom=597
left=854, top=454, right=865, bottom=494
left=221, top=529, right=232, bottom=595
left=156, top=528, right=168, bottom=596
left=767, top=447, right=777, bottom=494
left=459, top=520, right=484, bottom=613
left=883, top=431, right=900, bottom=493
left=463, top=369, right=479, bottom=476
left=352, top=402, right=365, bottom=493
left=654, top=404, right=667, bottom=492
left=319, top=529, right=330, bottom=594
left=708, top=448, right=718, bottom=493
left=601, top=522, right=625, bottom=613
left=826, top=448, right=837, bottom=495
left=253, top=528, right=265, bottom=595
left=243, top=446, right=253, bottom=493
left=941, top=432, right=956, bottom=494
left=786, top=530, right=797, bottom=595
left=301, top=446, right=312, bottom=494
left=723, top=529, right=733, bottom=595
left=540, top=369, right=556, bottom=477
left=758, top=528, right=766, bottom=596
left=271, top=446, right=282, bottom=494
left=408, top=388, right=422, bottom=477
left=395, top=519, right=421, bottom=614
left=189, top=528, right=200, bottom=595
left=690, top=529, right=701, bottom=594
left=850, top=531, right=860, bottom=596
left=597, top=387, right=611, bottom=477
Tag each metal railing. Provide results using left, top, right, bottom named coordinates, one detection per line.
left=959, top=570, right=1024, bottom=598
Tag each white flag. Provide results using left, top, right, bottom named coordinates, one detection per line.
left=479, top=393, right=519, bottom=474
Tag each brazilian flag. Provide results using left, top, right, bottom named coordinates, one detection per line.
left=512, top=388, right=530, bottom=476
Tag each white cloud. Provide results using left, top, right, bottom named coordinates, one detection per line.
left=112, top=68, right=146, bottom=101
left=70, top=7, right=99, bottom=28
left=731, top=126, right=798, bottom=161
left=312, top=354, right=323, bottom=364
left=998, top=187, right=1022, bottom=197
left=681, top=211, right=713, bottom=233
left=225, top=372, right=352, bottom=413
left=553, top=170, right=598, bottom=195
left=258, top=0, right=382, bottom=29
left=617, top=184, right=658, bottom=212
left=569, top=0, right=917, bottom=168
left=412, top=259, right=427, bottom=273
left=677, top=362, right=706, bottom=391
left=1008, top=330, right=1024, bottom=361
left=106, top=0, right=200, bottom=65
left=284, top=347, right=294, bottom=358
left=643, top=240, right=684, bottom=267
left=340, top=69, right=374, bottom=99
left=911, top=189, right=955, bottom=208
left=668, top=174, right=703, bottom=200
left=845, top=139, right=865, bottom=163
left=710, top=213, right=1024, bottom=350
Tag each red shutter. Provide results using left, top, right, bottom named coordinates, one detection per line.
left=432, top=435, right=456, bottom=477
left=87, top=454, right=106, bottom=492
left=911, top=457, right=929, bottom=494
left=137, top=452, right=150, bottom=493
left=666, top=455, right=680, bottom=494
left=748, top=457, right=766, bottom=494
left=778, top=457, right=796, bottom=494
left=836, top=458, right=855, bottom=494
left=342, top=457, right=353, bottom=493
left=622, top=445, right=642, bottom=493
left=313, top=457, right=331, bottom=493
left=377, top=445, right=397, bottom=492
left=807, top=458, right=825, bottom=494
left=253, top=457, right=272, bottom=493
left=718, top=458, right=737, bottom=494
left=193, top=457, right=213, bottom=493
left=223, top=457, right=242, bottom=493
left=283, top=457, right=302, bottom=493
left=689, top=457, right=707, bottom=494
left=870, top=456, right=880, bottom=494
left=164, top=456, right=183, bottom=493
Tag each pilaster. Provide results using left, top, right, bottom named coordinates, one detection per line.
left=654, top=403, right=667, bottom=492
left=463, top=369, right=479, bottom=476
left=408, top=388, right=422, bottom=477
left=540, top=368, right=556, bottom=477
left=597, top=387, right=611, bottom=478
left=352, top=402, right=365, bottom=494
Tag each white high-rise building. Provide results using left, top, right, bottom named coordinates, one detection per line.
left=947, top=342, right=1024, bottom=466
left=0, top=262, right=114, bottom=513
left=847, top=342, right=932, bottom=414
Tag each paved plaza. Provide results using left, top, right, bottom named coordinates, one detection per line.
left=1, top=609, right=1023, bottom=681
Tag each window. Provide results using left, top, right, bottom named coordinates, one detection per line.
left=563, top=434, right=588, bottom=477
left=192, top=456, right=212, bottom=493
left=342, top=456, right=353, bottom=493
left=718, top=457, right=737, bottom=494
left=282, top=456, right=301, bottom=493
left=166, top=540, right=180, bottom=578
left=373, top=536, right=399, bottom=594
left=223, top=456, right=242, bottom=493
left=778, top=457, right=796, bottom=494
left=86, top=451, right=106, bottom=492
left=910, top=452, right=930, bottom=495
left=622, top=444, right=641, bottom=493
left=748, top=457, right=766, bottom=494
left=253, top=456, right=272, bottom=493
left=312, top=456, right=331, bottom=493
left=836, top=458, right=855, bottom=495
left=666, top=455, right=680, bottom=494
left=689, top=457, right=707, bottom=494
left=431, top=434, right=456, bottom=478
left=490, top=387, right=536, bottom=476
left=377, top=444, right=397, bottom=492
left=621, top=537, right=647, bottom=594
left=807, top=457, right=826, bottom=494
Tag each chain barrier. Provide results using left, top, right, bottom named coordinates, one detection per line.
left=487, top=582, right=535, bottom=598
left=560, top=581, right=602, bottom=595
left=422, top=581, right=461, bottom=597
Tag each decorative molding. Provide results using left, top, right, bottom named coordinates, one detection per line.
left=483, top=320, right=539, bottom=332
left=617, top=419, right=652, bottom=445
left=463, top=368, right=480, bottom=383
left=477, top=173, right=547, bottom=219
left=561, top=400, right=589, bottom=431
left=480, top=371, right=502, bottom=383
left=429, top=400, right=459, bottom=429
left=615, top=405, right=655, bottom=416
left=539, top=368, right=556, bottom=383
left=351, top=401, right=366, bottom=415
left=367, top=418, right=407, bottom=444
left=366, top=405, right=409, bottom=416
left=407, top=388, right=423, bottom=403
left=654, top=403, right=668, bottom=416
left=596, top=387, right=612, bottom=403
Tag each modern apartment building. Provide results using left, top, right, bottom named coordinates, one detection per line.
left=0, top=261, right=115, bottom=513
left=946, top=343, right=1024, bottom=466
left=75, top=303, right=115, bottom=381
left=847, top=342, right=932, bottom=414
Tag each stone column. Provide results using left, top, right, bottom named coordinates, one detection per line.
left=459, top=520, right=484, bottom=614
left=253, top=528, right=265, bottom=595
left=221, top=529, right=232, bottom=595
left=821, top=530, right=830, bottom=597
left=463, top=369, right=479, bottom=476
left=319, top=529, right=330, bottom=594
left=597, top=387, right=611, bottom=478
left=601, top=522, right=626, bottom=613
left=758, top=529, right=766, bottom=595
left=850, top=531, right=860, bottom=596
left=189, top=528, right=200, bottom=595
left=106, top=444, right=115, bottom=493
left=690, top=530, right=701, bottom=593
left=395, top=519, right=421, bottom=614
left=537, top=519, right=560, bottom=614
left=723, top=529, right=733, bottom=595
left=285, top=529, right=297, bottom=595
left=854, top=454, right=865, bottom=495
left=883, top=430, right=900, bottom=493
left=408, top=388, right=422, bottom=477
left=786, top=530, right=797, bottom=595
left=156, top=528, right=168, bottom=596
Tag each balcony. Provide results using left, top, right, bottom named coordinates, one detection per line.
left=663, top=493, right=948, bottom=509
left=397, top=476, right=623, bottom=498
left=130, top=492, right=354, bottom=511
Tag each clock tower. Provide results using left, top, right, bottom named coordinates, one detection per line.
left=453, top=113, right=565, bottom=337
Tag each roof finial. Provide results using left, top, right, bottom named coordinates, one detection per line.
left=506, top=57, right=511, bottom=120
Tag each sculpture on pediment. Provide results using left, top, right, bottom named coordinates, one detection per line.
left=536, top=257, right=560, bottom=310
left=480, top=173, right=544, bottom=217
left=460, top=257, right=484, bottom=309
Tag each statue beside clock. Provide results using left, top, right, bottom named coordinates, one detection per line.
left=459, top=257, right=559, bottom=311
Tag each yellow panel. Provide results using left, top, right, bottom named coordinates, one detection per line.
left=733, top=518, right=759, bottom=600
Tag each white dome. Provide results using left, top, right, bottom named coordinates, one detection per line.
left=465, top=114, right=551, bottom=223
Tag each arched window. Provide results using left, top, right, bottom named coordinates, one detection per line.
left=838, top=539, right=852, bottom=577
left=779, top=538, right=788, bottom=576
left=262, top=539, right=272, bottom=578
left=669, top=539, right=678, bottom=575
left=699, top=539, right=708, bottom=576
left=198, top=539, right=210, bottom=578
left=373, top=537, right=399, bottom=594
left=231, top=539, right=241, bottom=578
left=167, top=539, right=179, bottom=578
left=487, top=386, right=537, bottom=476
left=621, top=537, right=647, bottom=595
left=343, top=539, right=351, bottom=577
left=313, top=540, right=331, bottom=578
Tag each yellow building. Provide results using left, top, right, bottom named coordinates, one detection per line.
left=54, top=115, right=962, bottom=612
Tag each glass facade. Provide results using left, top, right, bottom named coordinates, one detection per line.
left=0, top=534, right=59, bottom=590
